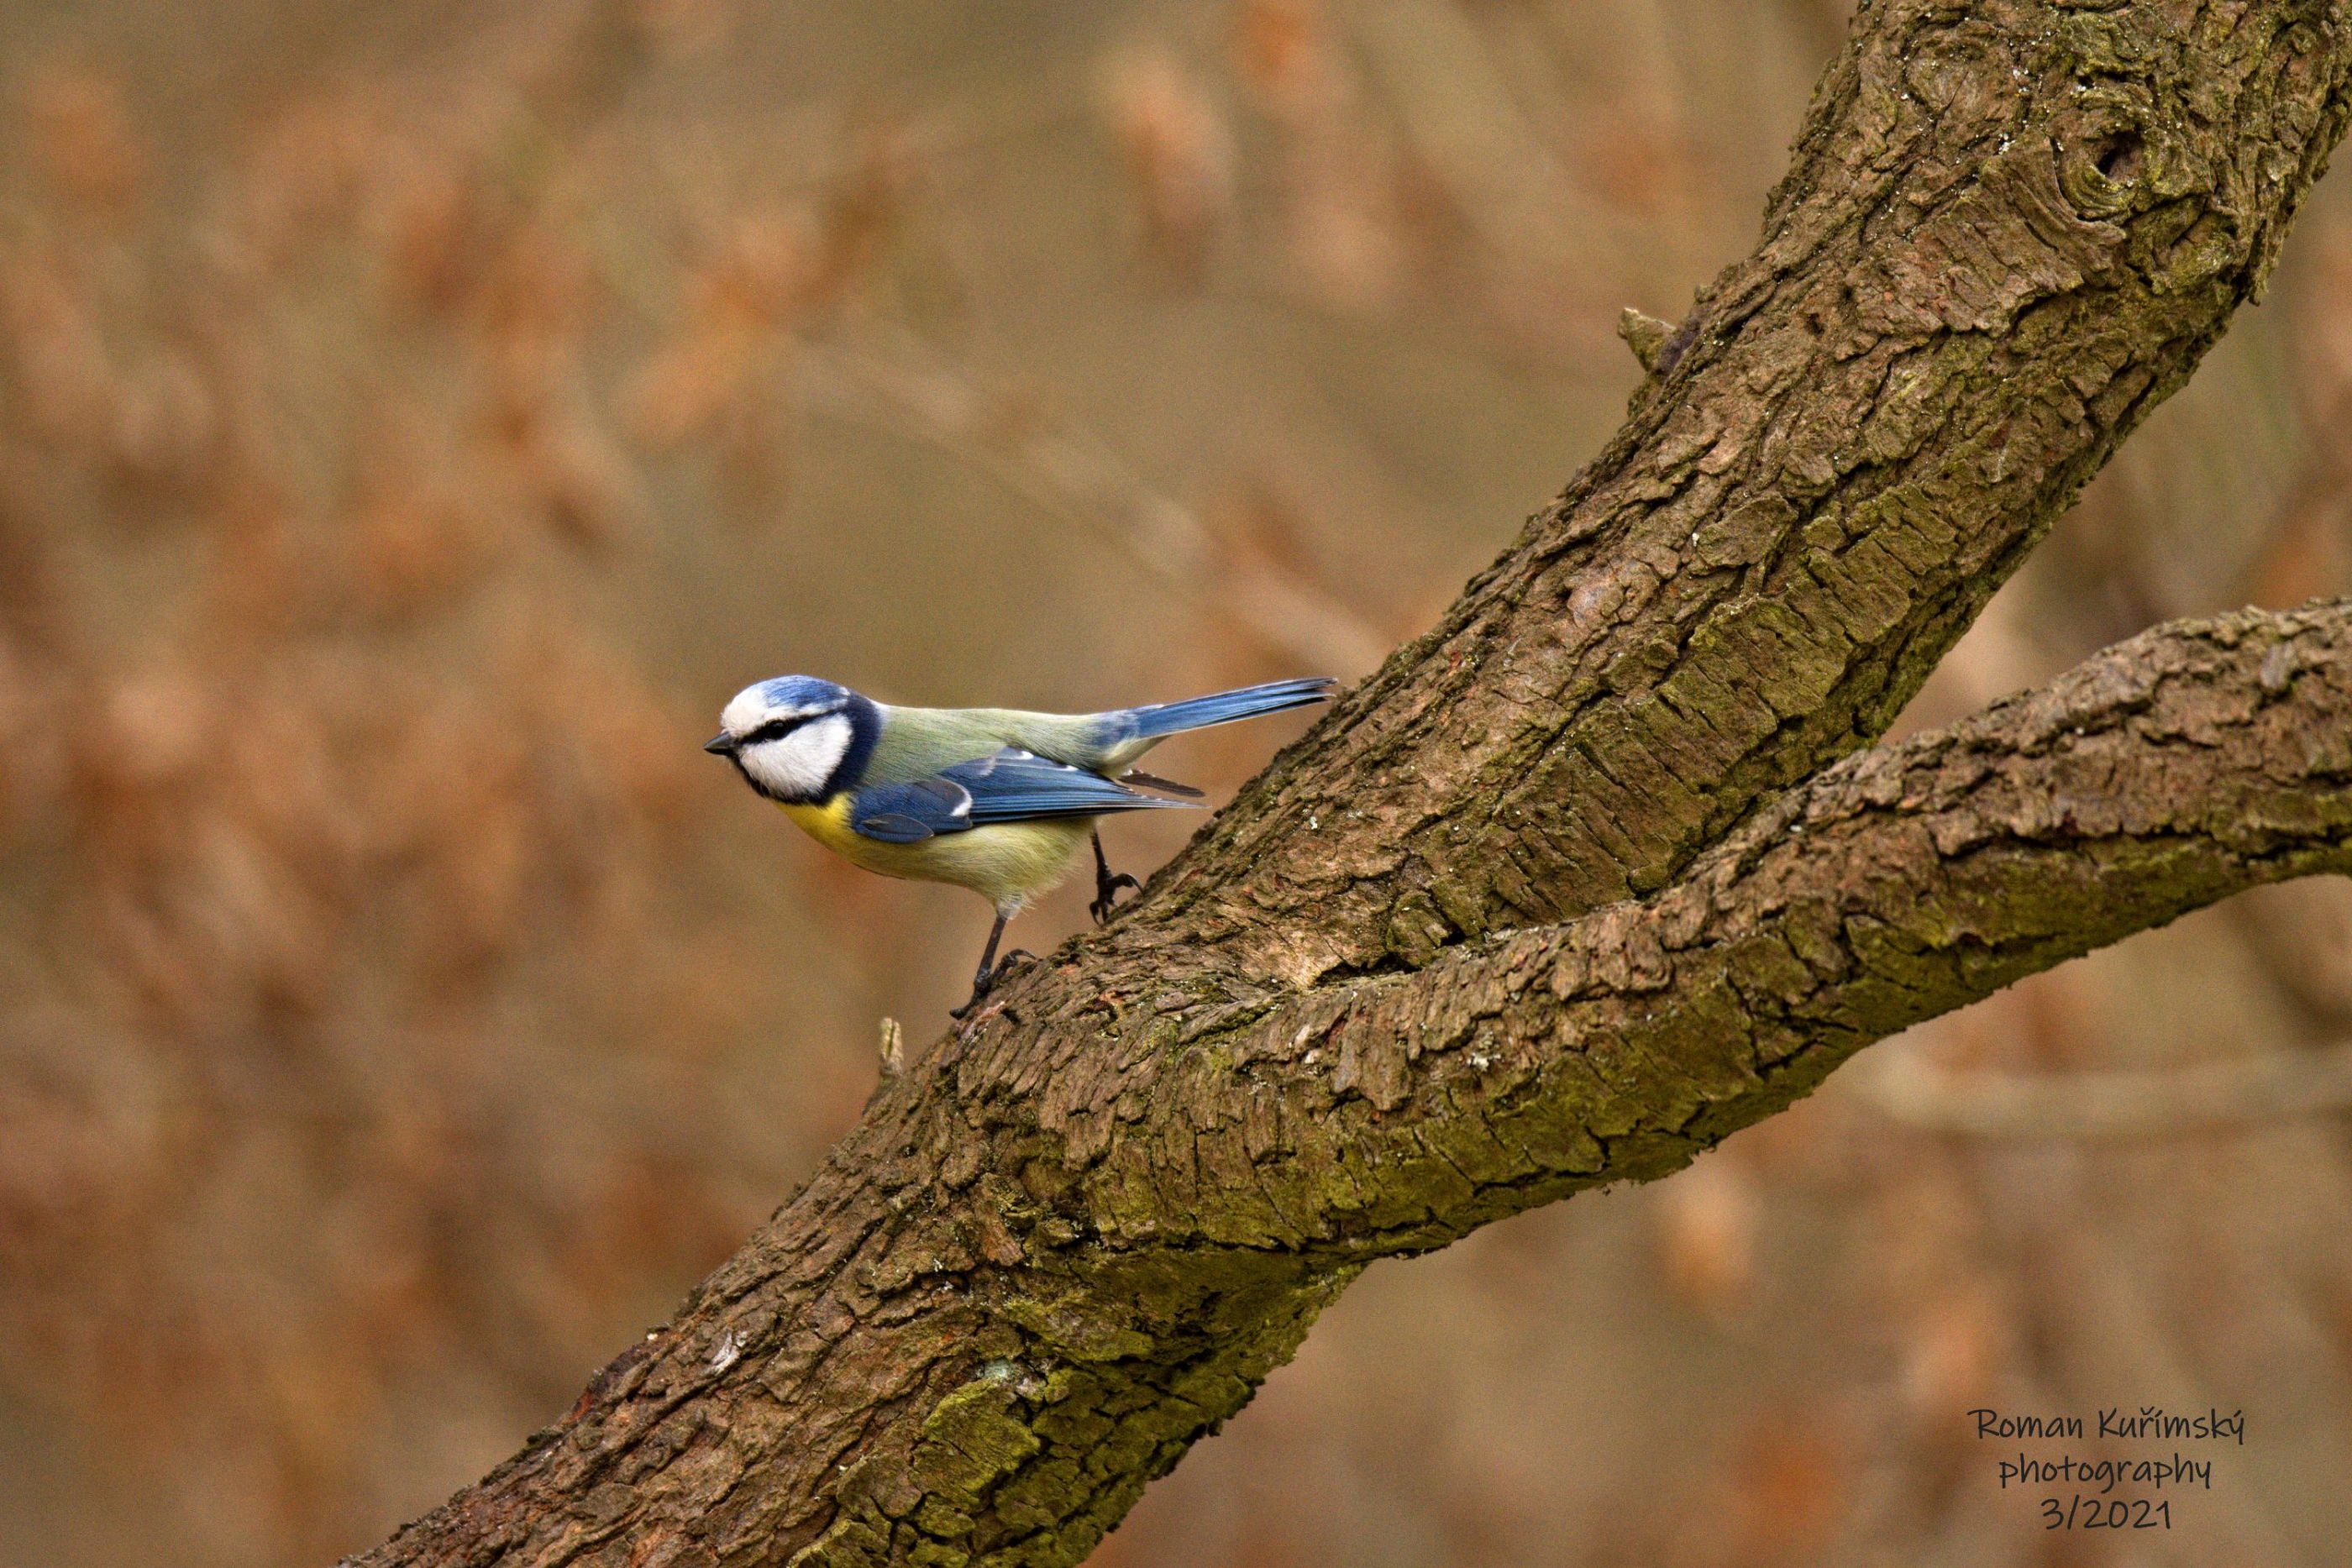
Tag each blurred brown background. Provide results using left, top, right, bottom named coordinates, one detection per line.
left=3, top=2, right=2350, bottom=1565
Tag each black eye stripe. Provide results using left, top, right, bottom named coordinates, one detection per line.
left=744, top=706, right=847, bottom=746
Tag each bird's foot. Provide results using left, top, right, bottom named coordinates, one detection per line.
left=1089, top=872, right=1142, bottom=926
left=949, top=949, right=1035, bottom=1020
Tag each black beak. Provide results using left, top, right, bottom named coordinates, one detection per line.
left=704, top=732, right=735, bottom=755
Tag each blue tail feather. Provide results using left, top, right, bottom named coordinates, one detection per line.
left=1121, top=677, right=1337, bottom=741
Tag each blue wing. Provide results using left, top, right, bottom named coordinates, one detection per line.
left=848, top=748, right=1195, bottom=844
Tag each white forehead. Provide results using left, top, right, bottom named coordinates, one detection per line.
left=721, top=684, right=833, bottom=737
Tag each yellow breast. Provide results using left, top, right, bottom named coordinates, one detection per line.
left=779, top=797, right=1089, bottom=912
left=781, top=795, right=864, bottom=854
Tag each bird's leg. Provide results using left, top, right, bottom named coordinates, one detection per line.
left=950, top=914, right=1006, bottom=1019
left=950, top=912, right=1033, bottom=1020
left=1089, top=829, right=1142, bottom=926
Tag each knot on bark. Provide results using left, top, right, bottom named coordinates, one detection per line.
left=2055, top=109, right=2155, bottom=221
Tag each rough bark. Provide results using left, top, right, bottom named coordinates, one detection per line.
left=351, top=3, right=2352, bottom=1566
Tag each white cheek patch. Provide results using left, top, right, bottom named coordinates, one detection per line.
left=740, top=713, right=853, bottom=799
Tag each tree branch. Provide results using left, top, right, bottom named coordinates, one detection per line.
left=1142, top=0, right=2352, bottom=983
left=350, top=2, right=2352, bottom=1565
left=1098, top=600, right=2352, bottom=1265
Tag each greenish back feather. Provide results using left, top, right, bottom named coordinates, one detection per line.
left=864, top=706, right=1123, bottom=781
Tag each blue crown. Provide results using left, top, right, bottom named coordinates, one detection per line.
left=753, top=675, right=850, bottom=714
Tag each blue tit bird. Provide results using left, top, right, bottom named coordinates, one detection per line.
left=704, top=674, right=1336, bottom=1017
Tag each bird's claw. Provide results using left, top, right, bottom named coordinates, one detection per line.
left=949, top=949, right=1035, bottom=1020
left=1089, top=873, right=1143, bottom=926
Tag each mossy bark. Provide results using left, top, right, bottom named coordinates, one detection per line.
left=351, top=3, right=2352, bottom=1565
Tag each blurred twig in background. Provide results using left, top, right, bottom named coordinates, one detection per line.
left=1852, top=1041, right=2352, bottom=1141
left=799, top=333, right=1394, bottom=674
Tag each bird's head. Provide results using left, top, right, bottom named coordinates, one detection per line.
left=705, top=676, right=873, bottom=804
